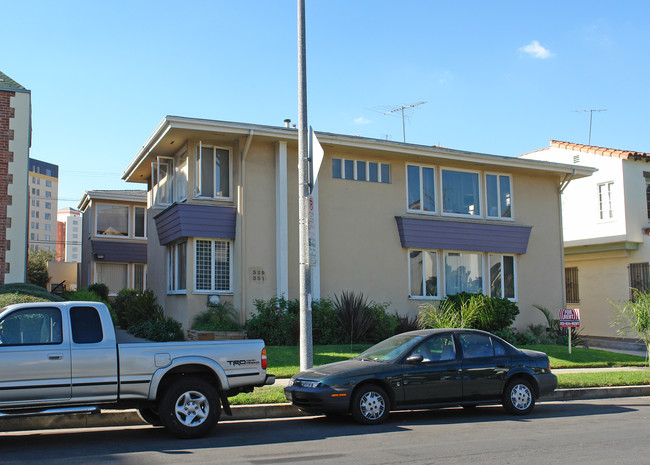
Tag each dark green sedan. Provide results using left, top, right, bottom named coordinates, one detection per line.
left=284, top=329, right=557, bottom=425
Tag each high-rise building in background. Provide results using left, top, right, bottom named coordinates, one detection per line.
left=28, top=158, right=59, bottom=253
left=0, top=70, right=31, bottom=284
left=57, top=207, right=82, bottom=262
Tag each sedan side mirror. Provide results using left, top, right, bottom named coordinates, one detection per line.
left=406, top=354, right=424, bottom=364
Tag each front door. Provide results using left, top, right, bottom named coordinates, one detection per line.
left=458, top=332, right=509, bottom=400
left=401, top=333, right=462, bottom=404
left=0, top=307, right=71, bottom=405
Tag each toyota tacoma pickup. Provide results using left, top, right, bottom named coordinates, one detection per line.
left=0, top=301, right=274, bottom=438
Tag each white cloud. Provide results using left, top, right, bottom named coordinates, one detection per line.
left=354, top=116, right=371, bottom=125
left=518, top=40, right=554, bottom=59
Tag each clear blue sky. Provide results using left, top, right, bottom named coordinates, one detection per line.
left=3, top=1, right=649, bottom=209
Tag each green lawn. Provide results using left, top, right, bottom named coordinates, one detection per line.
left=266, top=344, right=370, bottom=378
left=523, top=344, right=647, bottom=368
left=557, top=371, right=650, bottom=388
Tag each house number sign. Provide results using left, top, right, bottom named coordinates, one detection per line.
left=249, top=268, right=266, bottom=283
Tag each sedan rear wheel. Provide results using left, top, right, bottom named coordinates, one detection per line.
left=351, top=384, right=389, bottom=425
left=503, top=378, right=535, bottom=415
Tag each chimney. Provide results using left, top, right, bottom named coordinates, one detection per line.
left=284, top=119, right=291, bottom=128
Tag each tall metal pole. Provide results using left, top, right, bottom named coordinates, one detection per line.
left=297, top=0, right=313, bottom=371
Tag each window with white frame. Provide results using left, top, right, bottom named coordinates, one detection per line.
left=175, top=150, right=188, bottom=203
left=486, top=174, right=512, bottom=218
left=645, top=175, right=650, bottom=220
left=134, top=206, right=146, bottom=238
left=96, top=204, right=129, bottom=236
left=442, top=169, right=481, bottom=216
left=489, top=254, right=515, bottom=299
left=195, top=239, right=232, bottom=292
left=598, top=181, right=613, bottom=220
left=407, top=165, right=436, bottom=213
left=95, top=263, right=128, bottom=295
left=409, top=250, right=438, bottom=297
left=445, top=252, right=483, bottom=295
left=152, top=157, right=174, bottom=207
left=167, top=241, right=187, bottom=293
left=133, top=264, right=146, bottom=292
left=195, top=144, right=231, bottom=199
left=332, top=158, right=390, bottom=183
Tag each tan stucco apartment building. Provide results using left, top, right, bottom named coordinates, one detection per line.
left=522, top=140, right=650, bottom=338
left=0, top=71, right=30, bottom=285
left=122, top=116, right=594, bottom=332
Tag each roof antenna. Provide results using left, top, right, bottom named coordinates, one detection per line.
left=383, top=102, right=427, bottom=143
left=574, top=109, right=607, bottom=145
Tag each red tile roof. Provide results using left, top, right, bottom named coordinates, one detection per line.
left=549, top=140, right=650, bottom=160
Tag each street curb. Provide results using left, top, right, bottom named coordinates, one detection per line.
left=2, top=386, right=650, bottom=433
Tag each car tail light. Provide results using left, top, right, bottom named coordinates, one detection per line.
left=261, top=348, right=267, bottom=370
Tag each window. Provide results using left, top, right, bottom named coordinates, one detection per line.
left=134, top=206, right=146, bottom=238
left=646, top=175, right=650, bottom=220
left=629, top=263, right=650, bottom=299
left=489, top=254, right=515, bottom=299
left=409, top=250, right=438, bottom=297
left=565, top=267, right=579, bottom=304
left=598, top=182, right=613, bottom=220
left=442, top=169, right=481, bottom=216
left=152, top=157, right=174, bottom=206
left=96, top=204, right=128, bottom=236
left=445, top=252, right=483, bottom=295
left=44, top=234, right=51, bottom=241
left=407, top=165, right=436, bottom=213
left=45, top=191, right=51, bottom=198
left=44, top=213, right=51, bottom=220
left=332, top=158, right=390, bottom=183
left=175, top=151, right=188, bottom=202
left=70, top=306, right=103, bottom=344
left=458, top=332, right=493, bottom=359
left=95, top=263, right=128, bottom=295
left=133, top=264, right=146, bottom=292
left=195, top=144, right=230, bottom=199
left=44, top=224, right=51, bottom=231
left=195, top=239, right=232, bottom=292
left=486, top=174, right=512, bottom=218
left=0, top=308, right=62, bottom=345
left=45, top=180, right=52, bottom=187
left=409, top=334, right=455, bottom=362
left=168, top=241, right=187, bottom=292
left=45, top=202, right=51, bottom=209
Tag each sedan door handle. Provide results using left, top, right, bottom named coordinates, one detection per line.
left=48, top=353, right=64, bottom=360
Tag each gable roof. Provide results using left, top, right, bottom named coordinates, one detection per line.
left=532, top=140, right=650, bottom=161
left=0, top=71, right=28, bottom=92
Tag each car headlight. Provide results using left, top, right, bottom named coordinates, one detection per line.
left=300, top=380, right=321, bottom=389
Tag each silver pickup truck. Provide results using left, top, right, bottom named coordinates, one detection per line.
left=0, top=301, right=274, bottom=438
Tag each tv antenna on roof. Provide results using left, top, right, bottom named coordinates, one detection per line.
left=369, top=101, right=426, bottom=143
left=574, top=109, right=607, bottom=145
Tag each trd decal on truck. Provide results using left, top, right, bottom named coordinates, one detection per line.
left=226, top=359, right=261, bottom=367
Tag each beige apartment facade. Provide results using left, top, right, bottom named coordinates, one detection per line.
left=0, top=71, right=30, bottom=284
left=123, top=117, right=594, bottom=333
left=28, top=158, right=58, bottom=253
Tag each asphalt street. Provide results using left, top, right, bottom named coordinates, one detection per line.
left=2, top=396, right=650, bottom=465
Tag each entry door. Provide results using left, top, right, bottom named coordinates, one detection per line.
left=401, top=333, right=462, bottom=404
left=0, top=307, right=71, bottom=404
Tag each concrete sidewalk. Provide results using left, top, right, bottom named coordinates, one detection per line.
left=2, top=368, right=650, bottom=433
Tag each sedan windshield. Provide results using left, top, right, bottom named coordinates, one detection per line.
left=357, top=333, right=424, bottom=362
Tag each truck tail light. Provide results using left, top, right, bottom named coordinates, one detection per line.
left=261, top=348, right=267, bottom=370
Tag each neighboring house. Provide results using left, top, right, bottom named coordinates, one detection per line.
left=28, top=158, right=59, bottom=253
left=0, top=71, right=30, bottom=285
left=78, top=190, right=148, bottom=295
left=57, top=207, right=82, bottom=262
left=121, top=116, right=594, bottom=333
left=521, top=140, right=650, bottom=338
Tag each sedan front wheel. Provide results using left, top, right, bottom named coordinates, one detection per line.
left=351, top=384, right=389, bottom=425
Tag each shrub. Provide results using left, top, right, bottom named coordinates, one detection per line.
left=0, top=283, right=63, bottom=302
left=312, top=298, right=345, bottom=344
left=129, top=317, right=185, bottom=342
left=335, top=291, right=374, bottom=344
left=365, top=302, right=399, bottom=343
left=26, top=249, right=55, bottom=289
left=0, top=292, right=49, bottom=308
left=88, top=283, right=110, bottom=302
left=192, top=301, right=243, bottom=332
left=123, top=290, right=165, bottom=328
left=63, top=289, right=104, bottom=302
left=245, top=296, right=298, bottom=345
left=113, top=288, right=140, bottom=328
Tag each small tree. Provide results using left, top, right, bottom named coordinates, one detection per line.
left=26, top=249, right=56, bottom=289
left=611, top=289, right=650, bottom=366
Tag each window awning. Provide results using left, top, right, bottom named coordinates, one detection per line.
left=91, top=241, right=147, bottom=263
left=154, top=203, right=237, bottom=246
left=395, top=216, right=532, bottom=254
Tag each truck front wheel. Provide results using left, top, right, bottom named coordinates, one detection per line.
left=159, top=377, right=221, bottom=438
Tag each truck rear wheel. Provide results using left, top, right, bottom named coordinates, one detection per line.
left=159, top=377, right=221, bottom=438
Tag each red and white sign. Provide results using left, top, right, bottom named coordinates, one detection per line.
left=559, top=308, right=580, bottom=328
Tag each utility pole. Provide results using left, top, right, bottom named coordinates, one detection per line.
left=574, top=109, right=607, bottom=145
left=384, top=101, right=427, bottom=142
left=297, top=0, right=313, bottom=371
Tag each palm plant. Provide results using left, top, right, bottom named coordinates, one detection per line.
left=335, top=291, right=373, bottom=345
left=611, top=289, right=650, bottom=366
left=417, top=295, right=484, bottom=329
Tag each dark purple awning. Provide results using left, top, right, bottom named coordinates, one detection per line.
left=91, top=240, right=147, bottom=263
left=395, top=216, right=532, bottom=254
left=154, top=203, right=237, bottom=246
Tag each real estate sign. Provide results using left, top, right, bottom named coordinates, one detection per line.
left=559, top=308, right=580, bottom=328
